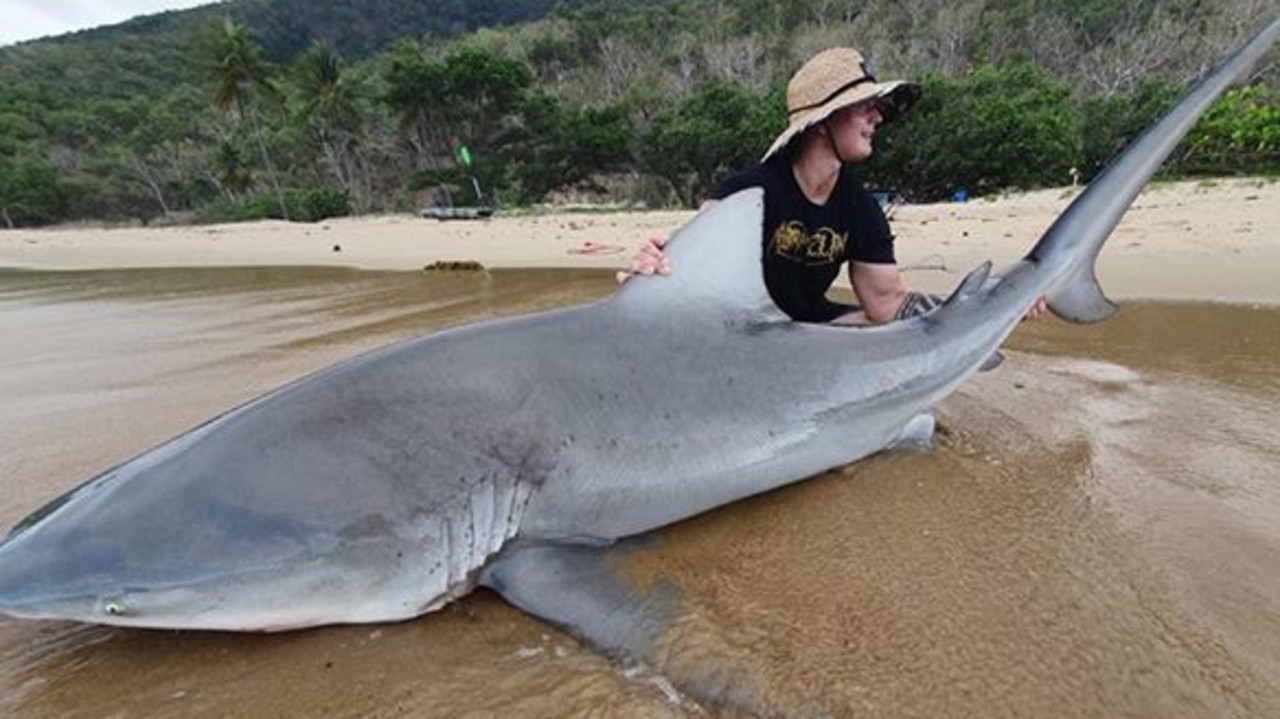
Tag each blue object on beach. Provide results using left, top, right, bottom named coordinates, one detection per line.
left=952, top=188, right=967, bottom=203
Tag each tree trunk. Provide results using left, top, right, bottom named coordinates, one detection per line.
left=246, top=104, right=289, bottom=221
left=134, top=158, right=171, bottom=216
left=319, top=126, right=351, bottom=194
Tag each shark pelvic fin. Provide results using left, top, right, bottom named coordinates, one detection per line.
left=888, top=413, right=936, bottom=451
left=978, top=350, right=1006, bottom=372
left=1046, top=262, right=1119, bottom=324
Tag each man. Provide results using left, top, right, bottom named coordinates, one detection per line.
left=619, top=47, right=1045, bottom=324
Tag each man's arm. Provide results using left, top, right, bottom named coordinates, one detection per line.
left=834, top=261, right=1049, bottom=326
left=832, top=261, right=911, bottom=325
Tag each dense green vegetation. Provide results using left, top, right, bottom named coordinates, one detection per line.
left=0, top=0, right=1275, bottom=227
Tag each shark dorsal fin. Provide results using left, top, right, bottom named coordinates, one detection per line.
left=612, top=189, right=788, bottom=321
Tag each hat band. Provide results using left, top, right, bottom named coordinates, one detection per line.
left=787, top=74, right=878, bottom=117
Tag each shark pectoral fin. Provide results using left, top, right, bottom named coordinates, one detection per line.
left=1046, top=263, right=1118, bottom=324
left=889, top=413, right=936, bottom=451
left=485, top=542, right=788, bottom=714
left=480, top=541, right=681, bottom=661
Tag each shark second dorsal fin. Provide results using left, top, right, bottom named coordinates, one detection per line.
left=612, top=189, right=787, bottom=321
left=943, top=261, right=993, bottom=307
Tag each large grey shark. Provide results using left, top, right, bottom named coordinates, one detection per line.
left=0, top=17, right=1275, bottom=663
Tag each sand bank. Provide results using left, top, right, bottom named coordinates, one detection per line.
left=1, top=178, right=1276, bottom=304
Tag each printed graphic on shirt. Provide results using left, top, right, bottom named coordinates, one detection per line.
left=768, top=221, right=848, bottom=265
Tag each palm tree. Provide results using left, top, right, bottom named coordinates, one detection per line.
left=293, top=42, right=362, bottom=199
left=208, top=19, right=289, bottom=220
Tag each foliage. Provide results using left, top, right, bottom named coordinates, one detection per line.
left=640, top=81, right=783, bottom=206
left=0, top=159, right=66, bottom=227
left=868, top=63, right=1081, bottom=200
left=200, top=188, right=352, bottom=223
left=509, top=92, right=633, bottom=202
left=383, top=42, right=538, bottom=204
left=0, top=0, right=633, bottom=102
left=1078, top=81, right=1181, bottom=176
left=1174, top=85, right=1280, bottom=176
left=204, top=19, right=291, bottom=219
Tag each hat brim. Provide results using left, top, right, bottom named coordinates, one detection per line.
left=762, top=80, right=922, bottom=161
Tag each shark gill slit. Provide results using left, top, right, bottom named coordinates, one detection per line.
left=432, top=472, right=536, bottom=600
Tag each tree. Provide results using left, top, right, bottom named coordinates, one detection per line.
left=0, top=159, right=65, bottom=228
left=869, top=62, right=1081, bottom=200
left=1176, top=84, right=1280, bottom=175
left=292, top=42, right=364, bottom=203
left=382, top=39, right=451, bottom=170
left=1079, top=80, right=1180, bottom=177
left=440, top=45, right=535, bottom=148
left=382, top=42, right=535, bottom=203
left=206, top=18, right=290, bottom=219
left=640, top=80, right=780, bottom=206
left=510, top=91, right=632, bottom=201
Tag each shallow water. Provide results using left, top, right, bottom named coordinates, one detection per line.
left=0, top=267, right=1277, bottom=718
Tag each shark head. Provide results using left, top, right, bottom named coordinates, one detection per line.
left=0, top=453, right=421, bottom=630
left=0, top=382, right=513, bottom=631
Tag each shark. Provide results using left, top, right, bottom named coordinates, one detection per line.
left=0, top=14, right=1275, bottom=676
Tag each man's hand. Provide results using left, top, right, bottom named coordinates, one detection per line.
left=615, top=234, right=672, bottom=284
left=1024, top=295, right=1048, bottom=321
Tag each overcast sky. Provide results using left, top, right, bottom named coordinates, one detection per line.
left=1, top=0, right=218, bottom=47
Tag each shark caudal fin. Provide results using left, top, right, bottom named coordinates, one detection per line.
left=612, top=188, right=788, bottom=322
left=1026, top=17, right=1279, bottom=324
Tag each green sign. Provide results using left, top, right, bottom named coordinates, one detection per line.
left=455, top=144, right=473, bottom=168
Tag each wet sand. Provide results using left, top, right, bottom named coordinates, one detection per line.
left=1, top=267, right=1278, bottom=718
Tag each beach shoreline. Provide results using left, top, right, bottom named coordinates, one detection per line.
left=2, top=178, right=1277, bottom=305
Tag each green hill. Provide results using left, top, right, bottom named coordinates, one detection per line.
left=0, top=0, right=629, bottom=105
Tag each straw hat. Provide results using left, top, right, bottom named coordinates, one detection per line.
left=763, top=48, right=921, bottom=161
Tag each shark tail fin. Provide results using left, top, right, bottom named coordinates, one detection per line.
left=1046, top=262, right=1118, bottom=324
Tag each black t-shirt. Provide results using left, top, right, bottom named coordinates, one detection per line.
left=710, top=158, right=896, bottom=322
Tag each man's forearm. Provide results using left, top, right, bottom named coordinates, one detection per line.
left=893, top=291, right=944, bottom=320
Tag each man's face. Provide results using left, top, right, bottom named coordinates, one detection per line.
left=829, top=101, right=883, bottom=162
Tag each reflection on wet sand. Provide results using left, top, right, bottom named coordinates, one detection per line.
left=0, top=267, right=1277, bottom=718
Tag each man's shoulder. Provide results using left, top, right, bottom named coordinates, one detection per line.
left=710, top=161, right=787, bottom=200
left=838, top=168, right=886, bottom=215
left=837, top=165, right=873, bottom=198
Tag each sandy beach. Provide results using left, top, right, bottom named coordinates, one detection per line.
left=2, top=178, right=1277, bottom=304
